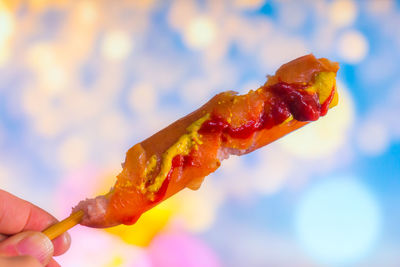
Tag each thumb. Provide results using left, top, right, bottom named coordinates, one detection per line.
left=0, top=231, right=54, bottom=266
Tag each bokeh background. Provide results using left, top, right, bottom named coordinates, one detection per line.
left=1, top=0, right=399, bottom=266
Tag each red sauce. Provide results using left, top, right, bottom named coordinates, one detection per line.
left=182, top=154, right=196, bottom=167
left=199, top=117, right=262, bottom=139
left=320, top=86, right=335, bottom=116
left=270, top=82, right=321, bottom=121
left=200, top=82, right=330, bottom=139
left=151, top=82, right=334, bottom=199
left=151, top=154, right=194, bottom=202
left=151, top=155, right=181, bottom=203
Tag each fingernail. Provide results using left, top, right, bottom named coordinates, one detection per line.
left=16, top=232, right=53, bottom=264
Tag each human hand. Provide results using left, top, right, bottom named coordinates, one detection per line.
left=0, top=189, right=71, bottom=266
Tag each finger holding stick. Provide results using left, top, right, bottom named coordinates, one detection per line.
left=0, top=189, right=71, bottom=266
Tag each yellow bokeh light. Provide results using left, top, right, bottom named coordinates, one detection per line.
left=77, top=0, right=98, bottom=26
left=0, top=5, right=14, bottom=66
left=101, top=30, right=133, bottom=61
left=184, top=16, right=217, bottom=49
left=338, top=30, right=369, bottom=63
left=131, top=0, right=156, bottom=10
left=279, top=84, right=355, bottom=159
left=1, top=0, right=18, bottom=11
left=43, top=66, right=68, bottom=92
left=329, top=0, right=358, bottom=27
left=173, top=180, right=222, bottom=232
left=0, top=9, right=13, bottom=42
left=26, top=43, right=70, bottom=92
left=104, top=255, right=124, bottom=267
left=27, top=43, right=55, bottom=69
left=105, top=200, right=174, bottom=247
left=29, top=0, right=47, bottom=9
left=27, top=0, right=68, bottom=11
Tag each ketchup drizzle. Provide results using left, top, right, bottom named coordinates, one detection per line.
left=199, top=82, right=334, bottom=139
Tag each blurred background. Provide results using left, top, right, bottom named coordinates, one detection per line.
left=0, top=0, right=399, bottom=266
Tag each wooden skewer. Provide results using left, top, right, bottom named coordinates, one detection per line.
left=43, top=192, right=112, bottom=240
left=43, top=210, right=84, bottom=240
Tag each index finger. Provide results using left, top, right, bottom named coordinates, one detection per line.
left=0, top=189, right=71, bottom=256
left=0, top=189, right=55, bottom=234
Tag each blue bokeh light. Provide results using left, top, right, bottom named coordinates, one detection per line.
left=295, top=177, right=381, bottom=265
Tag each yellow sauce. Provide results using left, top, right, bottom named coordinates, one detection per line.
left=306, top=71, right=337, bottom=104
left=330, top=88, right=339, bottom=108
left=144, top=113, right=210, bottom=193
